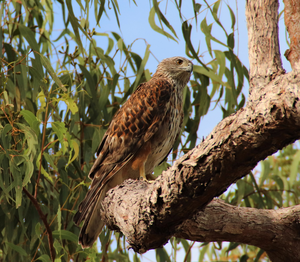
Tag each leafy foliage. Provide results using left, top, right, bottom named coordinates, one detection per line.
left=0, top=0, right=292, bottom=261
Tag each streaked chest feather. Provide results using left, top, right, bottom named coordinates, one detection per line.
left=145, top=90, right=183, bottom=171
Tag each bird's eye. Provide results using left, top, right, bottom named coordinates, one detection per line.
left=176, top=59, right=183, bottom=65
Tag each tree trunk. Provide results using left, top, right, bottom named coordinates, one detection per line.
left=101, top=0, right=300, bottom=260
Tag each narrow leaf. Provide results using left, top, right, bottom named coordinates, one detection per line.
left=52, top=230, right=78, bottom=242
left=6, top=242, right=27, bottom=256
left=149, top=6, right=177, bottom=42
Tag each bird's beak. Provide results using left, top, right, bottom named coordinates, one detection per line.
left=187, top=62, right=193, bottom=73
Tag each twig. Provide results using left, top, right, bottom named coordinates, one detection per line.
left=23, top=187, right=55, bottom=262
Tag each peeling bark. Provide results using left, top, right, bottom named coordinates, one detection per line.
left=99, top=0, right=300, bottom=261
left=284, top=0, right=300, bottom=69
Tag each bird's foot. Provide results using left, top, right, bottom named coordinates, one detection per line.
left=139, top=176, right=155, bottom=183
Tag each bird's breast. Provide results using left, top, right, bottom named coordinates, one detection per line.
left=145, top=92, right=183, bottom=174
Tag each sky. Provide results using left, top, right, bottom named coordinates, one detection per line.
left=51, top=0, right=291, bottom=260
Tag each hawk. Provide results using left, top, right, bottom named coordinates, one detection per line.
left=74, top=56, right=193, bottom=248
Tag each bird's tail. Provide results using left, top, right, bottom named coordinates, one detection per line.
left=74, top=184, right=109, bottom=248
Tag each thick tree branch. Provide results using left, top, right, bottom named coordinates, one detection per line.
left=176, top=199, right=300, bottom=262
left=246, top=0, right=284, bottom=95
left=102, top=69, right=300, bottom=254
left=284, top=0, right=300, bottom=69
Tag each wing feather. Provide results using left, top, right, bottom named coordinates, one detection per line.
left=89, top=78, right=173, bottom=179
left=74, top=77, right=173, bottom=229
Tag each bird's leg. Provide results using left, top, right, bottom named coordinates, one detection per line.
left=131, top=141, right=155, bottom=183
left=139, top=163, right=155, bottom=183
left=139, top=163, right=147, bottom=180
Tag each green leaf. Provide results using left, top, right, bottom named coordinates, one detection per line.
left=182, top=21, right=207, bottom=68
left=37, top=254, right=52, bottom=262
left=79, top=65, right=96, bottom=98
left=199, top=243, right=209, bottom=262
left=53, top=239, right=63, bottom=258
left=65, top=0, right=85, bottom=54
left=52, top=230, right=78, bottom=242
left=39, top=54, right=67, bottom=92
left=204, top=0, right=228, bottom=36
left=23, top=160, right=34, bottom=187
left=240, top=254, right=249, bottom=262
left=192, top=1, right=201, bottom=23
left=44, top=153, right=58, bottom=171
left=57, top=205, right=62, bottom=231
left=227, top=242, right=239, bottom=253
left=1, top=124, right=12, bottom=150
left=181, top=239, right=192, bottom=262
left=96, top=0, right=105, bottom=24
left=155, top=247, right=171, bottom=262
left=67, top=140, right=79, bottom=166
left=133, top=253, right=141, bottom=262
left=152, top=0, right=178, bottom=39
left=214, top=50, right=226, bottom=78
left=35, top=222, right=43, bottom=237
left=227, top=33, right=235, bottom=51
left=63, top=97, right=78, bottom=114
left=111, top=0, right=121, bottom=28
left=227, top=4, right=236, bottom=30
left=37, top=90, right=46, bottom=111
left=193, top=65, right=230, bottom=89
left=148, top=6, right=177, bottom=42
left=18, top=24, right=43, bottom=77
left=154, top=161, right=170, bottom=177
left=236, top=179, right=246, bottom=205
left=133, top=45, right=150, bottom=91
left=16, top=123, right=38, bottom=157
left=200, top=17, right=228, bottom=55
left=20, top=110, right=40, bottom=135
left=254, top=249, right=266, bottom=262
left=290, top=150, right=300, bottom=184
left=52, top=122, right=67, bottom=153
left=36, top=152, right=53, bottom=183
left=250, top=172, right=266, bottom=209
left=11, top=159, right=22, bottom=208
left=6, top=241, right=27, bottom=256
left=99, top=85, right=110, bottom=111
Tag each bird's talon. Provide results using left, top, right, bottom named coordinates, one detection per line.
left=139, top=176, right=155, bottom=183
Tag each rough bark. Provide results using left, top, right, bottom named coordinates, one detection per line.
left=176, top=199, right=300, bottom=262
left=246, top=0, right=284, bottom=95
left=284, top=0, right=300, bottom=70
left=100, top=0, right=300, bottom=261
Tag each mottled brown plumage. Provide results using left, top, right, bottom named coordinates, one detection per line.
left=74, top=56, right=193, bottom=248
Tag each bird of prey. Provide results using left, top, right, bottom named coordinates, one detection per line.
left=74, top=56, right=193, bottom=248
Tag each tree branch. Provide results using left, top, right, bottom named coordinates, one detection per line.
left=176, top=199, right=300, bottom=262
left=23, top=187, right=55, bottom=262
left=284, top=0, right=300, bottom=69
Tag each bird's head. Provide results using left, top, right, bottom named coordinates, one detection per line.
left=154, top=56, right=193, bottom=88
